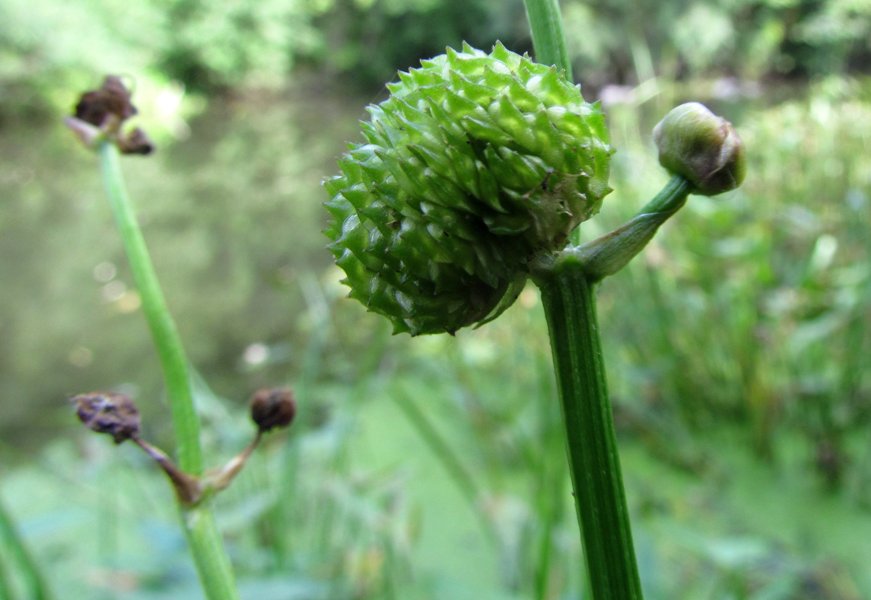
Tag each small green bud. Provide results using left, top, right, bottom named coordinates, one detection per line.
left=653, top=102, right=745, bottom=196
left=325, top=42, right=613, bottom=335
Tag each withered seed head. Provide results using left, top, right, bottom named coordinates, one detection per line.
left=249, top=388, right=296, bottom=433
left=67, top=75, right=156, bottom=155
left=71, top=391, right=141, bottom=444
left=118, top=127, right=155, bottom=155
left=74, top=76, right=137, bottom=129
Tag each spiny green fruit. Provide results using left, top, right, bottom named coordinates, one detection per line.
left=324, top=42, right=613, bottom=335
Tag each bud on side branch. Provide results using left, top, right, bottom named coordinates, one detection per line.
left=249, top=388, right=297, bottom=433
left=653, top=102, right=745, bottom=196
left=72, top=387, right=299, bottom=506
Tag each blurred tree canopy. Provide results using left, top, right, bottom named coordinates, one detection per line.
left=2, top=0, right=871, bottom=119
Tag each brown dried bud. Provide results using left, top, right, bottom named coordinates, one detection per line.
left=67, top=75, right=156, bottom=155
left=249, top=388, right=296, bottom=433
left=118, top=127, right=155, bottom=155
left=74, top=76, right=137, bottom=129
left=72, top=391, right=141, bottom=444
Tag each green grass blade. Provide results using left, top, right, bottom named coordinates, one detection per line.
left=392, top=384, right=500, bottom=547
left=0, top=496, right=52, bottom=600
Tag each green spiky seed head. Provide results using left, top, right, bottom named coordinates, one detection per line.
left=324, top=42, right=613, bottom=335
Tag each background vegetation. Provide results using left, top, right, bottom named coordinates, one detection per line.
left=2, top=0, right=871, bottom=598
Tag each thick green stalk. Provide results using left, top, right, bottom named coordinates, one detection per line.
left=524, top=3, right=644, bottom=595
left=535, top=257, right=643, bottom=599
left=522, top=0, right=572, bottom=81
left=0, top=496, right=52, bottom=600
left=98, top=141, right=239, bottom=600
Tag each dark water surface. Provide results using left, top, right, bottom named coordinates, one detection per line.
left=0, top=86, right=368, bottom=451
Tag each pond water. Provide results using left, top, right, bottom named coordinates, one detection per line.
left=0, top=84, right=371, bottom=450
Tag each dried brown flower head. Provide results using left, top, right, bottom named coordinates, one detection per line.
left=67, top=75, right=155, bottom=155
left=74, top=76, right=137, bottom=129
left=249, top=388, right=296, bottom=433
left=71, top=391, right=141, bottom=443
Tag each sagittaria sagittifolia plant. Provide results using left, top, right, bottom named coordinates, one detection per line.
left=324, top=42, right=744, bottom=599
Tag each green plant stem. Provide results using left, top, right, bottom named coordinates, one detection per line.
left=532, top=449, right=565, bottom=600
left=0, top=496, right=52, bottom=600
left=522, top=0, right=585, bottom=248
left=99, top=142, right=202, bottom=473
left=183, top=509, right=240, bottom=600
left=98, top=141, right=239, bottom=600
left=522, top=0, right=572, bottom=81
left=535, top=256, right=643, bottom=600
left=0, top=559, right=11, bottom=600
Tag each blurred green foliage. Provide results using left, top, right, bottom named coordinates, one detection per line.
left=3, top=0, right=871, bottom=119
left=3, top=73, right=871, bottom=597
left=598, top=77, right=871, bottom=490
left=563, top=0, right=871, bottom=86
left=3, top=2, right=871, bottom=598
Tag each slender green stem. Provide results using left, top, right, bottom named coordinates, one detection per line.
left=98, top=141, right=239, bottom=600
left=532, top=450, right=565, bottom=600
left=636, top=174, right=693, bottom=214
left=0, top=557, right=11, bottom=600
left=183, top=508, right=240, bottom=600
left=99, top=142, right=202, bottom=473
left=522, top=0, right=572, bottom=80
left=535, top=257, right=643, bottom=600
left=0, top=496, right=52, bottom=600
left=532, top=353, right=567, bottom=600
